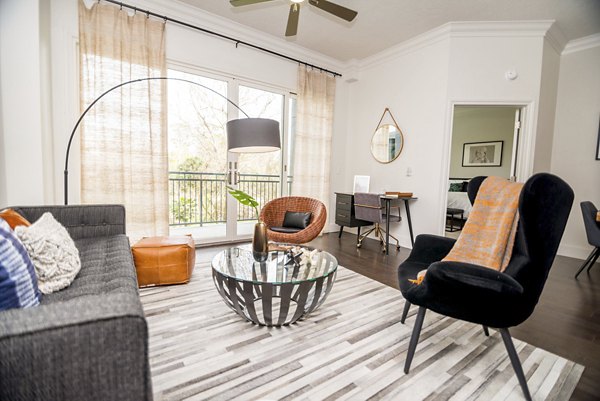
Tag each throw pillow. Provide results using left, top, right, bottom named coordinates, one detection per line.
left=449, top=183, right=463, bottom=192
left=0, top=219, right=41, bottom=311
left=15, top=212, right=81, bottom=294
left=282, top=211, right=312, bottom=229
left=0, top=208, right=31, bottom=230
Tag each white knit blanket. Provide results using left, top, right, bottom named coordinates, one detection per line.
left=15, top=213, right=81, bottom=294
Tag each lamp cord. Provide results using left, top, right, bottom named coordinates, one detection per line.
left=64, top=76, right=250, bottom=205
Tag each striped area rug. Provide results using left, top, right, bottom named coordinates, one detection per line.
left=140, top=263, right=583, bottom=401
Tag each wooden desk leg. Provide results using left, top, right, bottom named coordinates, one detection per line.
left=404, top=199, right=415, bottom=246
left=338, top=226, right=344, bottom=238
left=385, top=199, right=391, bottom=254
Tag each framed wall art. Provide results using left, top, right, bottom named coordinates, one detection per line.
left=462, top=140, right=503, bottom=167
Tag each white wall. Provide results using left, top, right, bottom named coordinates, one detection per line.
left=339, top=23, right=557, bottom=247
left=533, top=40, right=561, bottom=173
left=339, top=38, right=451, bottom=246
left=551, top=39, right=600, bottom=259
left=0, top=0, right=47, bottom=206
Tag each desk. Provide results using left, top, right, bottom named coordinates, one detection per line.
left=335, top=193, right=417, bottom=254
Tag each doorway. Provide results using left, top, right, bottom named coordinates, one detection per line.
left=166, top=66, right=295, bottom=243
left=444, top=105, right=522, bottom=238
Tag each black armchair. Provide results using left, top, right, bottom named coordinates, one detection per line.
left=574, top=201, right=600, bottom=278
left=397, top=173, right=573, bottom=401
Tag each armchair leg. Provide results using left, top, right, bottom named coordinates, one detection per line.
left=482, top=326, right=490, bottom=337
left=575, top=248, right=598, bottom=278
left=586, top=248, right=599, bottom=273
left=401, top=301, right=411, bottom=324
left=499, top=328, right=532, bottom=401
left=404, top=306, right=426, bottom=374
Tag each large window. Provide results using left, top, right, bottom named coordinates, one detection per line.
left=167, top=67, right=295, bottom=241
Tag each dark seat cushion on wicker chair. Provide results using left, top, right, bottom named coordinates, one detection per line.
left=270, top=226, right=302, bottom=234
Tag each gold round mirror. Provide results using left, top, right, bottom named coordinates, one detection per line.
left=371, top=115, right=404, bottom=163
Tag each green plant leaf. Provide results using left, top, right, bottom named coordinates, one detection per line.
left=226, top=186, right=260, bottom=216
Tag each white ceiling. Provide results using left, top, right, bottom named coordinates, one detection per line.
left=177, top=0, right=600, bottom=61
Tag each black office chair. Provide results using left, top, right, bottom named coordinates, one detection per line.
left=397, top=173, right=573, bottom=401
left=574, top=201, right=600, bottom=278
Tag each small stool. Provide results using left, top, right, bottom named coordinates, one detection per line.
left=446, top=208, right=464, bottom=232
left=132, top=236, right=195, bottom=287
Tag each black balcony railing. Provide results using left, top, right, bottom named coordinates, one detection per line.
left=169, top=171, right=292, bottom=227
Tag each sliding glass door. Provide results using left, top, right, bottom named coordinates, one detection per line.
left=167, top=66, right=294, bottom=242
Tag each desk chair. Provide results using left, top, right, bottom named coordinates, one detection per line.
left=354, top=193, right=400, bottom=252
left=575, top=201, right=600, bottom=278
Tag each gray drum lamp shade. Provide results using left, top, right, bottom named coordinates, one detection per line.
left=227, top=118, right=281, bottom=153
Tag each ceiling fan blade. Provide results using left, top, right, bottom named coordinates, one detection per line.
left=308, top=0, right=357, bottom=22
left=230, top=0, right=275, bottom=7
left=285, top=3, right=300, bottom=37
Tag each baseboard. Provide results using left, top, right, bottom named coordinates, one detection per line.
left=557, top=243, right=593, bottom=260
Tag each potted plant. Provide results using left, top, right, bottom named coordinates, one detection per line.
left=226, top=186, right=268, bottom=262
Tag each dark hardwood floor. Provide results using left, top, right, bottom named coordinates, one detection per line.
left=199, top=232, right=600, bottom=400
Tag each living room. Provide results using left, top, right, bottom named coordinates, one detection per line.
left=1, top=0, right=599, bottom=400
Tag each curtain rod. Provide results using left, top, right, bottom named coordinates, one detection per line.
left=102, top=0, right=342, bottom=77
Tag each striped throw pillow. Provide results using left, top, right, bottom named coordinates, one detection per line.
left=0, top=218, right=41, bottom=311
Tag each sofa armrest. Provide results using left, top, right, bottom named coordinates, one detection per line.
left=405, top=234, right=456, bottom=265
left=0, top=292, right=151, bottom=401
left=10, top=205, right=126, bottom=240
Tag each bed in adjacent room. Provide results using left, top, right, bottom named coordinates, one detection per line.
left=447, top=178, right=472, bottom=219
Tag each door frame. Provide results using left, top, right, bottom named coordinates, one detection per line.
left=437, top=100, right=536, bottom=235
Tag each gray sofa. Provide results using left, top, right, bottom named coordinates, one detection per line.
left=0, top=205, right=152, bottom=401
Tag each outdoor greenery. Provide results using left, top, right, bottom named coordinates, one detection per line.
left=166, top=69, right=286, bottom=227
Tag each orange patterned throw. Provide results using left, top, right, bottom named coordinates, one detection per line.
left=444, top=177, right=524, bottom=271
left=410, top=177, right=524, bottom=285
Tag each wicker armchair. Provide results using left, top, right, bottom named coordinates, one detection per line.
left=259, top=197, right=327, bottom=244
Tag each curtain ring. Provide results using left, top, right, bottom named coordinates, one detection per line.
left=146, top=11, right=150, bottom=19
left=163, top=15, right=167, bottom=23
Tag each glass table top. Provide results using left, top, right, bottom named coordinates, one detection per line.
left=211, top=244, right=338, bottom=285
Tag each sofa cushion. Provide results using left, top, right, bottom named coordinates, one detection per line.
left=15, top=213, right=81, bottom=294
left=0, top=219, right=41, bottom=311
left=42, top=235, right=137, bottom=304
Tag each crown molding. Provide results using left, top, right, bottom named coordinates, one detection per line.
left=124, top=0, right=347, bottom=74
left=544, top=21, right=567, bottom=54
left=358, top=23, right=452, bottom=70
left=357, top=20, right=556, bottom=71
left=448, top=20, right=554, bottom=38
left=562, top=33, right=600, bottom=55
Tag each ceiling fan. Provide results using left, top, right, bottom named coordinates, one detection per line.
left=230, top=0, right=358, bottom=37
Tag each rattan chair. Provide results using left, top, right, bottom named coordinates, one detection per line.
left=259, top=197, right=327, bottom=244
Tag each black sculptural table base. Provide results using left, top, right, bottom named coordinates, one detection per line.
left=212, top=269, right=337, bottom=327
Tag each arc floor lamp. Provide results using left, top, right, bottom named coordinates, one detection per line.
left=63, top=76, right=281, bottom=205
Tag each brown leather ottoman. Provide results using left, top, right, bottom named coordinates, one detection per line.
left=132, top=236, right=195, bottom=287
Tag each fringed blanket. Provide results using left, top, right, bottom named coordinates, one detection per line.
left=443, top=176, right=523, bottom=271
left=410, top=177, right=523, bottom=285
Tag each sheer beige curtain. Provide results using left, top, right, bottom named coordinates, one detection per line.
left=79, top=1, right=168, bottom=240
left=292, top=65, right=336, bottom=217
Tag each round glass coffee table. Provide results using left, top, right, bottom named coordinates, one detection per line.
left=211, top=244, right=338, bottom=326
